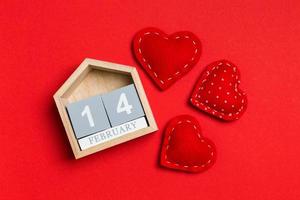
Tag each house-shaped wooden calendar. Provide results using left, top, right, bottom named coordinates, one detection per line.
left=54, top=58, right=157, bottom=159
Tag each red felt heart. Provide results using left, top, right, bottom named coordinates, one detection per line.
left=190, top=60, right=247, bottom=121
left=160, top=115, right=216, bottom=173
left=133, top=27, right=201, bottom=90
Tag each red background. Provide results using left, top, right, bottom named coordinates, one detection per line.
left=1, top=0, right=300, bottom=199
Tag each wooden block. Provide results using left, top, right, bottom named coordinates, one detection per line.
left=78, top=117, right=148, bottom=150
left=53, top=58, right=158, bottom=159
left=66, top=95, right=111, bottom=139
left=102, top=84, right=145, bottom=127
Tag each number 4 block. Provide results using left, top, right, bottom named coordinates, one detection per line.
left=102, top=84, right=145, bottom=126
left=66, top=96, right=111, bottom=139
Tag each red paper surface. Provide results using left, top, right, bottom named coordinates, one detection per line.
left=1, top=0, right=300, bottom=199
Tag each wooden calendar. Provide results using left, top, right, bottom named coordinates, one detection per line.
left=54, top=58, right=157, bottom=159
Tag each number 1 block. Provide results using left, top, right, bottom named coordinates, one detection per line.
left=102, top=84, right=145, bottom=126
left=66, top=96, right=111, bottom=139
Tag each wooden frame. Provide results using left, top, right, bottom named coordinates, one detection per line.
left=54, top=58, right=158, bottom=159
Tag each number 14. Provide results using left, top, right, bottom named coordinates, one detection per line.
left=81, top=93, right=133, bottom=128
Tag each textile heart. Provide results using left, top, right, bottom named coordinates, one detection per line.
left=160, top=115, right=216, bottom=173
left=190, top=60, right=247, bottom=121
left=133, top=27, right=201, bottom=90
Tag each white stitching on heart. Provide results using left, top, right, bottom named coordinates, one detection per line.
left=137, top=31, right=199, bottom=86
left=191, top=61, right=246, bottom=120
left=164, top=119, right=214, bottom=169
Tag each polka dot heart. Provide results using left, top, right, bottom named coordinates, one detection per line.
left=190, top=60, right=247, bottom=121
left=132, top=27, right=201, bottom=90
left=160, top=115, right=216, bottom=173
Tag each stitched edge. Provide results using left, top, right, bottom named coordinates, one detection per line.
left=164, top=119, right=214, bottom=169
left=191, top=61, right=246, bottom=120
left=137, top=31, right=200, bottom=86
